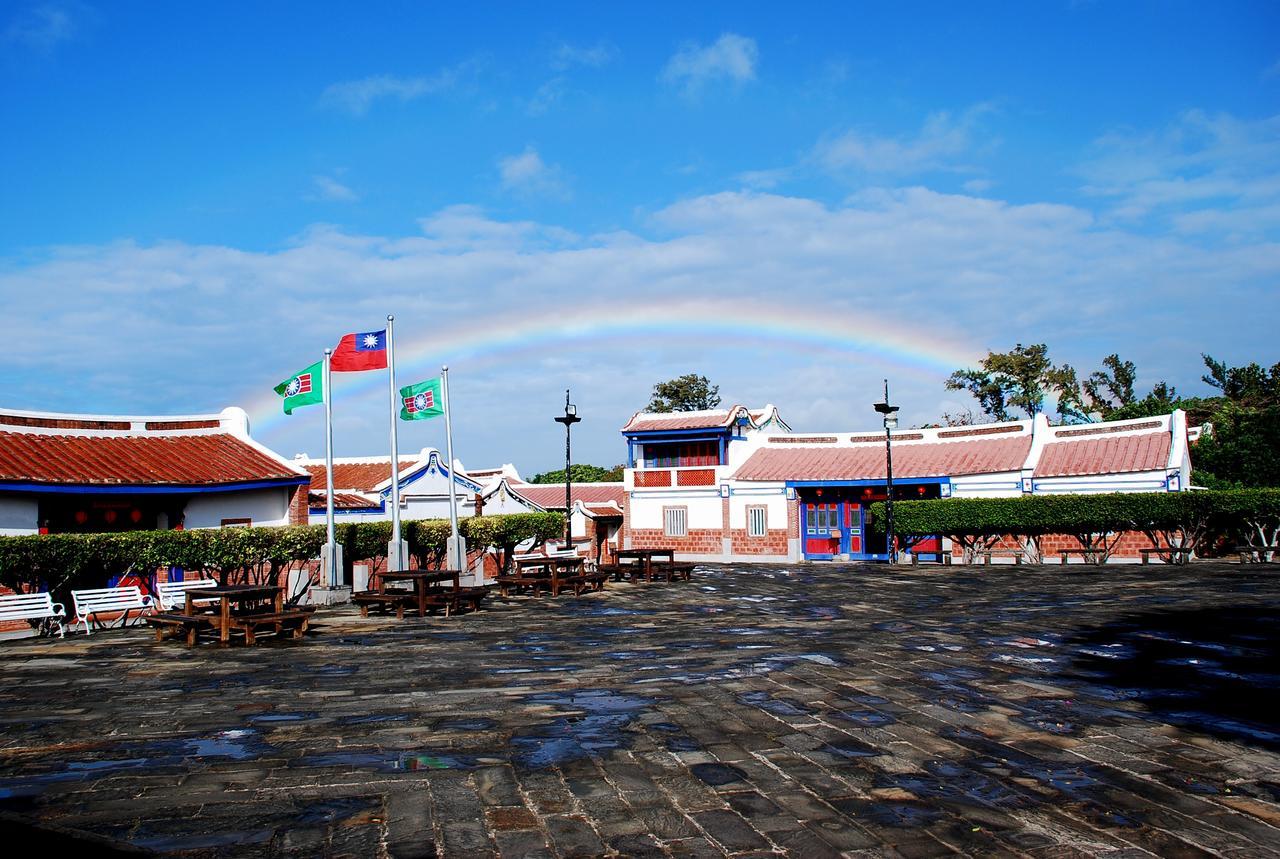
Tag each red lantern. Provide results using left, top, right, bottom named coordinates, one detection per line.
left=74, top=510, right=88, bottom=525
left=130, top=508, right=142, bottom=523
left=917, top=486, right=926, bottom=496
left=104, top=509, right=118, bottom=524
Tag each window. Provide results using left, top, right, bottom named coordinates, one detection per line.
left=747, top=506, right=767, bottom=537
left=645, top=441, right=721, bottom=468
left=663, top=506, right=688, bottom=537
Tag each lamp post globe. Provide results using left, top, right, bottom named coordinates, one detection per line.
left=873, top=380, right=899, bottom=563
left=554, top=389, right=581, bottom=549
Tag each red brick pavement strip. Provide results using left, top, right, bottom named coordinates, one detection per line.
left=0, top=562, right=1277, bottom=857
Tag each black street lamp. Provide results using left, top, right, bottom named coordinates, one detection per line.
left=873, top=380, right=899, bottom=563
left=554, top=389, right=581, bottom=549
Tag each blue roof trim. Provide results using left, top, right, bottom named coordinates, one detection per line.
left=785, top=477, right=950, bottom=488
left=0, top=477, right=308, bottom=495
left=624, top=429, right=731, bottom=441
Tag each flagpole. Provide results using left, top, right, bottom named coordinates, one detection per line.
left=323, top=348, right=341, bottom=589
left=386, top=315, right=406, bottom=571
left=441, top=365, right=465, bottom=572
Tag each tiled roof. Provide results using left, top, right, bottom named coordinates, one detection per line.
left=302, top=458, right=419, bottom=493
left=513, top=483, right=627, bottom=509
left=733, top=437, right=1032, bottom=482
left=622, top=405, right=756, bottom=433
left=1034, top=432, right=1171, bottom=478
left=0, top=431, right=302, bottom=486
left=309, top=491, right=380, bottom=510
left=583, top=503, right=624, bottom=517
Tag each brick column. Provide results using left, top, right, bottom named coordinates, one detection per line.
left=288, top=479, right=311, bottom=526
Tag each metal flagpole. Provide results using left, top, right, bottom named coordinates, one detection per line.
left=322, top=348, right=341, bottom=588
left=386, top=315, right=406, bottom=571
left=441, top=366, right=465, bottom=572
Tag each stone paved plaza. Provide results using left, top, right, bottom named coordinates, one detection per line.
left=1, top=563, right=1278, bottom=857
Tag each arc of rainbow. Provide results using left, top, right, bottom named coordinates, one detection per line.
left=245, top=298, right=980, bottom=437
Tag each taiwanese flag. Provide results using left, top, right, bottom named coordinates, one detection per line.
left=331, top=330, right=388, bottom=372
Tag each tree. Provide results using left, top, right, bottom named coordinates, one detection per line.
left=945, top=344, right=1054, bottom=421
left=529, top=464, right=624, bottom=484
left=646, top=374, right=721, bottom=412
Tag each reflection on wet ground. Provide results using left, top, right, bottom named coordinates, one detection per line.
left=0, top=562, right=1277, bottom=856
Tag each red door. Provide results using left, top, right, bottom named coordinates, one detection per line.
left=845, top=503, right=862, bottom=553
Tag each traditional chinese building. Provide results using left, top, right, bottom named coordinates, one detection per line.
left=295, top=448, right=484, bottom=524
left=0, top=407, right=309, bottom=535
left=620, top=405, right=1200, bottom=563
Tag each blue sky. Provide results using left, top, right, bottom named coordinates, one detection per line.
left=2, top=1, right=1277, bottom=473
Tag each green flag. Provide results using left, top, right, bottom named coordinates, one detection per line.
left=273, top=361, right=323, bottom=414
left=400, top=377, right=444, bottom=421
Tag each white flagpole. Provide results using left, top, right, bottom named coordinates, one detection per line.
left=386, top=316, right=406, bottom=571
left=441, top=365, right=465, bottom=571
left=322, top=348, right=341, bottom=589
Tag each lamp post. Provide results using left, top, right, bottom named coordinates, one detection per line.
left=554, top=389, right=581, bottom=549
left=873, top=380, right=899, bottom=563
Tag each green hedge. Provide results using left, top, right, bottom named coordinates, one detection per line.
left=0, top=512, right=565, bottom=606
left=869, top=490, right=1280, bottom=561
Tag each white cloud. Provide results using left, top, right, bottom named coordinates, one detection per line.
left=526, top=77, right=566, bottom=116
left=321, top=61, right=480, bottom=115
left=497, top=146, right=568, bottom=198
left=2, top=186, right=1275, bottom=469
left=3, top=2, right=82, bottom=50
left=309, top=175, right=359, bottom=203
left=1078, top=110, right=1280, bottom=235
left=813, top=104, right=996, bottom=175
left=551, top=40, right=617, bottom=70
left=661, top=33, right=758, bottom=94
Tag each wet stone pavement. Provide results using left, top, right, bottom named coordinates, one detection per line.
left=1, top=563, right=1278, bottom=858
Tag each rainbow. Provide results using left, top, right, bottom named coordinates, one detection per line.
left=243, top=298, right=981, bottom=438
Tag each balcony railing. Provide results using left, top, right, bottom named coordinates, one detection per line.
left=633, top=467, right=719, bottom=488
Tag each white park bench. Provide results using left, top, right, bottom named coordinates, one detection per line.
left=70, top=585, right=153, bottom=635
left=0, top=592, right=67, bottom=638
left=155, top=578, right=218, bottom=611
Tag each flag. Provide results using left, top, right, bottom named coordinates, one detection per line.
left=400, top=377, right=444, bottom=420
left=273, top=361, right=323, bottom=414
left=331, top=329, right=388, bottom=372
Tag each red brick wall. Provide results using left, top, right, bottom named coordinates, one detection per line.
left=952, top=530, right=1162, bottom=559
left=628, top=528, right=725, bottom=555
left=729, top=529, right=789, bottom=555
left=288, top=479, right=311, bottom=526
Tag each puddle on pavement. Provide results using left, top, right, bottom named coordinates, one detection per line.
left=509, top=689, right=655, bottom=770
left=737, top=691, right=812, bottom=717
left=690, top=762, right=747, bottom=786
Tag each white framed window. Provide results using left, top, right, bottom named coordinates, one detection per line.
left=747, top=506, right=767, bottom=537
left=663, top=506, right=688, bottom=537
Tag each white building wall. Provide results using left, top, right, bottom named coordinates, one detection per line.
left=0, top=496, right=38, bottom=535
left=728, top=486, right=788, bottom=528
left=184, top=488, right=292, bottom=529
left=628, top=490, right=722, bottom=529
left=1032, top=471, right=1170, bottom=495
left=950, top=473, right=1023, bottom=498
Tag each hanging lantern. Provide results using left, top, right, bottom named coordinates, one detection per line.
left=104, top=509, right=118, bottom=524
left=130, top=508, right=143, bottom=523
left=74, top=510, right=88, bottom=525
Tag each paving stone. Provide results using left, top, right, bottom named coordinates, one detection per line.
left=0, top=562, right=1276, bottom=857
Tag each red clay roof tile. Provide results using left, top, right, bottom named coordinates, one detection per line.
left=302, top=459, right=419, bottom=493
left=512, top=483, right=626, bottom=509
left=1034, top=432, right=1170, bottom=477
left=733, top=436, right=1032, bottom=481
left=0, top=431, right=300, bottom=486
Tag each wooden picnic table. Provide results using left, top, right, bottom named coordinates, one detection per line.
left=616, top=549, right=674, bottom=582
left=186, top=584, right=281, bottom=645
left=511, top=555, right=584, bottom=597
left=377, top=569, right=461, bottom=617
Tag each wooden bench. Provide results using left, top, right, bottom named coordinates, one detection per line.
left=909, top=553, right=952, bottom=566
left=1139, top=547, right=1194, bottom=565
left=979, top=550, right=1025, bottom=566
left=70, top=586, right=153, bottom=634
left=352, top=590, right=418, bottom=619
left=145, top=612, right=213, bottom=647
left=224, top=610, right=313, bottom=645
left=1059, top=548, right=1107, bottom=565
left=0, top=592, right=67, bottom=638
left=156, top=578, right=218, bottom=611
left=453, top=586, right=491, bottom=613
left=495, top=575, right=550, bottom=598
left=1234, top=545, right=1278, bottom=564
left=559, top=572, right=610, bottom=595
